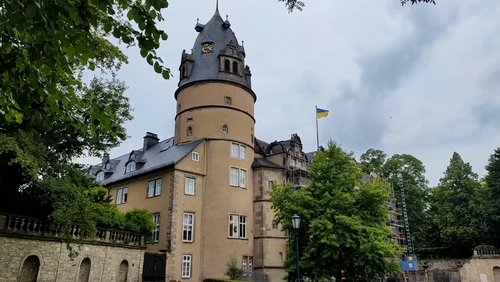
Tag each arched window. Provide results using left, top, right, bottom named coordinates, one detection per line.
left=494, top=266, right=500, bottom=282
left=221, top=124, right=229, bottom=134
left=20, top=255, right=40, bottom=282
left=232, top=61, right=238, bottom=74
left=117, top=260, right=129, bottom=282
left=224, top=59, right=231, bottom=72
left=78, top=258, right=91, bottom=282
left=187, top=126, right=193, bottom=136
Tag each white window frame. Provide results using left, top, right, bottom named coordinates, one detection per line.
left=242, top=256, right=253, bottom=277
left=231, top=143, right=246, bottom=160
left=185, top=177, right=196, bottom=195
left=152, top=213, right=160, bottom=243
left=125, top=161, right=136, bottom=173
left=116, top=187, right=128, bottom=204
left=182, top=255, right=192, bottom=278
left=228, top=214, right=247, bottom=239
left=229, top=167, right=247, bottom=188
left=192, top=151, right=200, bottom=162
left=147, top=178, right=162, bottom=198
left=182, top=213, right=195, bottom=242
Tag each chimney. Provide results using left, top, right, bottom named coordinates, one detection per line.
left=102, top=153, right=110, bottom=164
left=143, top=132, right=159, bottom=151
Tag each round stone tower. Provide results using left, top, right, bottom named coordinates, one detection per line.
left=173, top=5, right=255, bottom=280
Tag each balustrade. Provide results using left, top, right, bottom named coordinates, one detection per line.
left=0, top=214, right=145, bottom=247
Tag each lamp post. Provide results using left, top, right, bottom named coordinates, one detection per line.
left=291, top=214, right=301, bottom=282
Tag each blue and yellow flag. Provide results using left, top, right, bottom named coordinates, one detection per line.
left=316, top=107, right=329, bottom=119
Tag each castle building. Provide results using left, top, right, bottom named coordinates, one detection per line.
left=89, top=6, right=313, bottom=282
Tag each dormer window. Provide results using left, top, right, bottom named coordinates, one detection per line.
left=125, top=161, right=136, bottom=174
left=96, top=171, right=105, bottom=181
left=104, top=162, right=111, bottom=170
left=224, top=59, right=230, bottom=72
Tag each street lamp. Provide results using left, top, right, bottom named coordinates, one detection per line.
left=291, top=214, right=301, bottom=282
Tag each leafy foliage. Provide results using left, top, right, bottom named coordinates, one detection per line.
left=484, top=148, right=500, bottom=246
left=401, top=0, right=436, bottom=5
left=360, top=148, right=387, bottom=175
left=224, top=255, right=243, bottom=280
left=382, top=154, right=430, bottom=249
left=272, top=142, right=401, bottom=281
left=0, top=0, right=169, bottom=128
left=427, top=152, right=487, bottom=257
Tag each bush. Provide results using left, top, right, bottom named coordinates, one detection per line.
left=224, top=256, right=243, bottom=280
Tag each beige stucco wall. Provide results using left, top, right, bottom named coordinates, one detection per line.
left=0, top=235, right=144, bottom=282
left=109, top=169, right=175, bottom=253
left=174, top=83, right=255, bottom=146
left=200, top=139, right=255, bottom=280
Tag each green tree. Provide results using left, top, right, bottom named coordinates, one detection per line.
left=360, top=148, right=387, bottom=175
left=382, top=154, right=429, bottom=249
left=428, top=152, right=487, bottom=257
left=271, top=142, right=401, bottom=281
left=484, top=148, right=500, bottom=246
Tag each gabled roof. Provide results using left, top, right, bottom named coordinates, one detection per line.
left=91, top=138, right=203, bottom=186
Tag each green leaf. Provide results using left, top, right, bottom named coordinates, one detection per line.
left=140, top=48, right=148, bottom=58
left=26, top=3, right=38, bottom=18
left=161, top=69, right=170, bottom=79
left=154, top=62, right=161, bottom=73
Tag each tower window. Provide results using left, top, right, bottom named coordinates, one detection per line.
left=187, top=126, right=193, bottom=136
left=224, top=59, right=231, bottom=72
left=181, top=65, right=186, bottom=78
left=232, top=61, right=238, bottom=74
left=224, top=96, right=232, bottom=105
left=221, top=124, right=229, bottom=134
left=187, top=117, right=193, bottom=122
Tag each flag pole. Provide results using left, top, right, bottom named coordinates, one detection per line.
left=315, top=106, right=320, bottom=150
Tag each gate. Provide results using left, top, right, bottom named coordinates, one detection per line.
left=142, top=252, right=166, bottom=282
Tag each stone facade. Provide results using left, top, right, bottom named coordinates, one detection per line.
left=0, top=214, right=146, bottom=282
left=413, top=256, right=500, bottom=282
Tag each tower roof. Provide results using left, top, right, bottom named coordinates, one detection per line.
left=178, top=7, right=252, bottom=90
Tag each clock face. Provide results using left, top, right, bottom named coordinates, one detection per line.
left=201, top=43, right=213, bottom=53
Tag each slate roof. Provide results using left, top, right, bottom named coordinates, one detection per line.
left=252, top=158, right=283, bottom=169
left=90, top=138, right=203, bottom=186
left=178, top=7, right=252, bottom=91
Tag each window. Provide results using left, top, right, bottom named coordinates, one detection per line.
left=242, top=256, right=253, bottom=277
left=224, top=96, right=232, bottom=105
left=229, top=214, right=247, bottom=239
left=182, top=213, right=195, bottom=242
left=268, top=180, right=274, bottom=190
left=125, top=161, right=136, bottom=173
left=272, top=219, right=278, bottom=230
left=229, top=167, right=246, bottom=188
left=148, top=178, right=162, bottom=198
left=185, top=177, right=196, bottom=195
left=187, top=126, right=193, bottom=136
left=222, top=124, right=229, bottom=134
left=231, top=143, right=246, bottom=160
left=116, top=188, right=128, bottom=204
left=182, top=255, right=192, bottom=278
left=232, top=61, right=239, bottom=74
left=224, top=59, right=230, bottom=72
left=152, top=213, right=160, bottom=242
left=192, top=151, right=200, bottom=162
left=96, top=171, right=105, bottom=181
left=104, top=162, right=111, bottom=169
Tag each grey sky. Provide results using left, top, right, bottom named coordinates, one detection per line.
left=81, top=0, right=500, bottom=186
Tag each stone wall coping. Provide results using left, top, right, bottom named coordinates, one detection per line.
left=0, top=213, right=147, bottom=250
